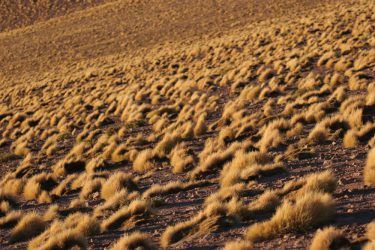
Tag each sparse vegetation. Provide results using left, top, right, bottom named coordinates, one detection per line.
left=0, top=0, right=373, bottom=248
left=309, top=227, right=350, bottom=250
left=109, top=231, right=156, bottom=250
left=246, top=193, right=335, bottom=242
left=365, top=149, right=375, bottom=186
left=10, top=213, right=46, bottom=243
left=364, top=221, right=375, bottom=250
left=222, top=240, right=253, bottom=250
left=101, top=199, right=151, bottom=231
left=101, top=172, right=138, bottom=200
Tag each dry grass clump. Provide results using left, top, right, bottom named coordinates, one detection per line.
left=101, top=142, right=117, bottom=160
left=13, top=141, right=31, bottom=156
left=343, top=122, right=375, bottom=148
left=364, top=148, right=375, bottom=186
left=366, top=92, right=375, bottom=107
left=339, top=96, right=365, bottom=116
left=269, top=170, right=337, bottom=201
left=0, top=152, right=21, bottom=163
left=79, top=178, right=104, bottom=199
left=0, top=1, right=374, bottom=249
left=68, top=198, right=87, bottom=210
left=70, top=172, right=105, bottom=191
left=23, top=173, right=57, bottom=201
left=194, top=114, right=207, bottom=136
left=190, top=141, right=244, bottom=179
left=132, top=149, right=156, bottom=172
left=294, top=170, right=337, bottom=196
left=89, top=134, right=112, bottom=156
left=43, top=205, right=60, bottom=221
left=246, top=192, right=335, bottom=242
left=38, top=191, right=53, bottom=204
left=204, top=183, right=246, bottom=206
left=101, top=172, right=138, bottom=200
left=367, top=221, right=375, bottom=241
left=342, top=109, right=364, bottom=130
left=142, top=181, right=184, bottom=198
left=45, top=143, right=58, bottom=156
left=160, top=211, right=204, bottom=247
left=198, top=138, right=220, bottom=161
left=153, top=133, right=182, bottom=157
left=94, top=189, right=140, bottom=217
left=363, top=221, right=375, bottom=250
left=111, top=143, right=131, bottom=163
left=222, top=240, right=253, bottom=250
left=0, top=211, right=23, bottom=228
left=328, top=86, right=346, bottom=103
left=161, top=199, right=243, bottom=247
left=10, top=212, right=47, bottom=243
left=40, top=230, right=87, bottom=250
left=142, top=180, right=208, bottom=199
left=308, top=123, right=329, bottom=144
left=309, top=227, right=350, bottom=250
left=363, top=242, right=375, bottom=250
left=246, top=170, right=336, bottom=216
left=232, top=81, right=258, bottom=98
left=247, top=190, right=281, bottom=214
left=29, top=212, right=99, bottom=249
left=53, top=157, right=86, bottom=177
left=0, top=189, right=19, bottom=206
left=64, top=213, right=101, bottom=236
left=101, top=199, right=151, bottom=231
left=66, top=142, right=88, bottom=159
left=28, top=223, right=87, bottom=250
left=343, top=129, right=359, bottom=148
left=0, top=201, right=11, bottom=216
left=219, top=150, right=276, bottom=188
left=85, top=157, right=110, bottom=173
left=51, top=174, right=77, bottom=197
left=109, top=231, right=156, bottom=250
left=170, top=143, right=194, bottom=173
left=257, top=119, right=290, bottom=152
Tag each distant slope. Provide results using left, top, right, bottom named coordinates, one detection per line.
left=0, top=0, right=111, bottom=32
left=0, top=0, right=342, bottom=85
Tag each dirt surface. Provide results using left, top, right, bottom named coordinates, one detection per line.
left=0, top=0, right=374, bottom=249
left=0, top=0, right=112, bottom=32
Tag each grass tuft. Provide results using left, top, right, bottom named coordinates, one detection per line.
left=365, top=149, right=375, bottom=186
left=109, top=231, right=156, bottom=250
left=10, top=212, right=46, bottom=243
left=309, top=227, right=350, bottom=250
left=246, top=192, right=335, bottom=242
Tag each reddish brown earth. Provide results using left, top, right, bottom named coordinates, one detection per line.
left=0, top=0, right=374, bottom=249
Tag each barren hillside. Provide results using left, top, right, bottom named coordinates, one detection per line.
left=0, top=0, right=374, bottom=250
left=0, top=0, right=111, bottom=32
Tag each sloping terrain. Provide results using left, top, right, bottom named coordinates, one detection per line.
left=0, top=0, right=111, bottom=32
left=0, top=0, right=340, bottom=86
left=0, top=0, right=374, bottom=250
